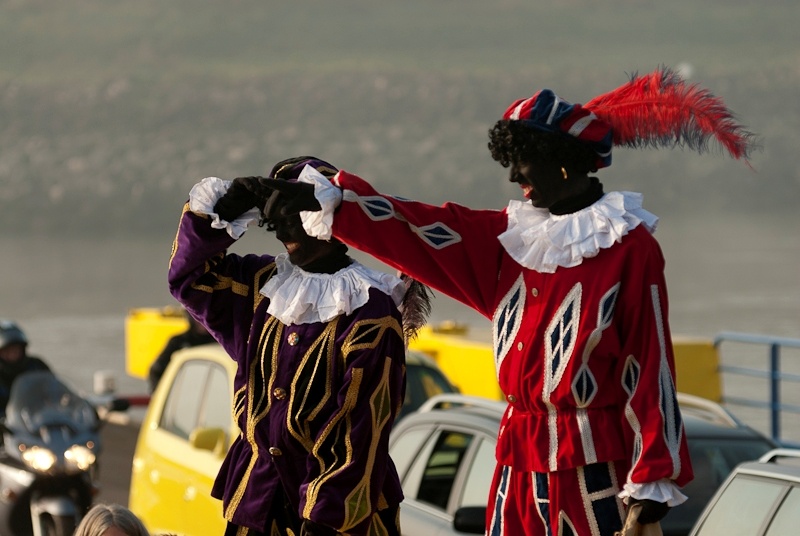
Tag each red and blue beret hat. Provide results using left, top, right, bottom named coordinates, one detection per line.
left=501, top=67, right=756, bottom=170
left=503, top=89, right=614, bottom=169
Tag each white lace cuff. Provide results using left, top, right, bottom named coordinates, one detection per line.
left=188, top=177, right=260, bottom=239
left=618, top=479, right=688, bottom=507
left=297, top=166, right=342, bottom=240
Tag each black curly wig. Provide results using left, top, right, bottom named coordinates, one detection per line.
left=487, top=120, right=601, bottom=174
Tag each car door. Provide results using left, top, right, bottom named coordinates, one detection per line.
left=130, top=354, right=233, bottom=535
left=181, top=360, right=233, bottom=536
left=393, top=423, right=495, bottom=535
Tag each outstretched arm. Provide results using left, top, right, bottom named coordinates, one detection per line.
left=262, top=169, right=509, bottom=318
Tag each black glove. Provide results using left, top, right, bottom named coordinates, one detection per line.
left=259, top=178, right=321, bottom=220
left=630, top=498, right=670, bottom=524
left=213, top=176, right=272, bottom=222
left=300, top=519, right=337, bottom=536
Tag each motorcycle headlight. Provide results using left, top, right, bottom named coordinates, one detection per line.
left=65, top=445, right=96, bottom=472
left=21, top=446, right=57, bottom=472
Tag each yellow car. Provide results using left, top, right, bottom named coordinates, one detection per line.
left=129, top=343, right=235, bottom=535
left=128, top=343, right=456, bottom=535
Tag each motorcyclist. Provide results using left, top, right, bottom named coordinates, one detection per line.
left=0, top=319, right=50, bottom=415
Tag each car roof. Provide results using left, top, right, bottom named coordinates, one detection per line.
left=677, top=392, right=774, bottom=442
left=392, top=394, right=506, bottom=437
left=171, top=342, right=237, bottom=372
left=681, top=413, right=770, bottom=441
left=728, top=449, right=800, bottom=484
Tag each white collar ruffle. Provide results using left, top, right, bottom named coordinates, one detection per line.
left=260, top=253, right=406, bottom=325
left=497, top=191, right=659, bottom=273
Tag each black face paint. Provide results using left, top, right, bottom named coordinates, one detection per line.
left=509, top=162, right=570, bottom=209
left=269, top=214, right=348, bottom=273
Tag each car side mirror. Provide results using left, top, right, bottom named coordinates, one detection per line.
left=189, top=426, right=227, bottom=458
left=453, top=506, right=486, bottom=534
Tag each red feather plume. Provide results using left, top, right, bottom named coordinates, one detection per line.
left=585, top=67, right=756, bottom=163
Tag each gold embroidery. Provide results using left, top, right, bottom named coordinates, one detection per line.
left=340, top=359, right=394, bottom=530
left=224, top=317, right=282, bottom=519
left=287, top=320, right=339, bottom=449
left=345, top=480, right=371, bottom=529
left=233, top=384, right=246, bottom=422
left=253, top=262, right=277, bottom=311
left=303, top=369, right=362, bottom=520
left=192, top=272, right=250, bottom=296
left=315, top=165, right=338, bottom=176
left=367, top=510, right=390, bottom=536
left=340, top=317, right=403, bottom=358
left=168, top=203, right=192, bottom=271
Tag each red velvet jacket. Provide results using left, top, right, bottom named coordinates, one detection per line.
left=326, top=171, right=693, bottom=488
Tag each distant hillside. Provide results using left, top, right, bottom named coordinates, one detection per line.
left=1, top=0, right=797, bottom=237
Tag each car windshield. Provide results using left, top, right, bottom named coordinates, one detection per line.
left=5, top=371, right=98, bottom=434
left=662, top=436, right=775, bottom=535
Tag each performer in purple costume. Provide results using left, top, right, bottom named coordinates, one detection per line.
left=168, top=157, right=407, bottom=536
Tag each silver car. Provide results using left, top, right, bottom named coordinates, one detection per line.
left=689, top=449, right=800, bottom=535
left=388, top=393, right=775, bottom=536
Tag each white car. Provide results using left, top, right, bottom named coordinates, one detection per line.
left=389, top=393, right=776, bottom=536
left=689, top=448, right=800, bottom=535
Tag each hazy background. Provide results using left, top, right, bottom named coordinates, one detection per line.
left=2, top=0, right=799, bottom=437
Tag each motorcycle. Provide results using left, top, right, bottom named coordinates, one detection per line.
left=0, top=370, right=122, bottom=536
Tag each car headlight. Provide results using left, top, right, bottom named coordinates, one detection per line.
left=65, top=445, right=96, bottom=472
left=21, top=446, right=57, bottom=472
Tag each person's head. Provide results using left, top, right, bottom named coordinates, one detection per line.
left=263, top=156, right=350, bottom=272
left=0, top=319, right=28, bottom=365
left=488, top=89, right=612, bottom=208
left=74, top=503, right=150, bottom=536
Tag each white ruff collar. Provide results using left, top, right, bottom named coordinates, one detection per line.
left=260, top=254, right=406, bottom=325
left=497, top=191, right=659, bottom=273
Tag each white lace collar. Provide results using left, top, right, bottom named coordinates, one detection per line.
left=260, top=254, right=406, bottom=325
left=497, top=191, right=659, bottom=273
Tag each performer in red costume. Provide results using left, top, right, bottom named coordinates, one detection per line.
left=263, top=68, right=756, bottom=535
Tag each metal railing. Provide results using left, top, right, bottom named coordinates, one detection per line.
left=714, top=332, right=800, bottom=444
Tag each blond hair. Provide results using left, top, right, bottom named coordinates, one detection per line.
left=74, top=503, right=150, bottom=536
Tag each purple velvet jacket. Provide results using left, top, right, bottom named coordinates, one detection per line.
left=167, top=205, right=406, bottom=533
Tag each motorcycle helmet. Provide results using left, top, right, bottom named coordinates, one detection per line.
left=0, top=319, right=28, bottom=350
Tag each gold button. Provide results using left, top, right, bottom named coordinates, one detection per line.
left=273, top=387, right=287, bottom=400
left=531, top=288, right=539, bottom=297
left=287, top=332, right=300, bottom=346
left=268, top=447, right=283, bottom=456
left=507, top=394, right=517, bottom=403
left=517, top=342, right=523, bottom=351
